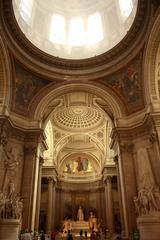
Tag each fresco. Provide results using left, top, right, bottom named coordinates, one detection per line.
left=14, top=62, right=52, bottom=112
left=63, top=156, right=93, bottom=174
left=99, top=54, right=144, bottom=113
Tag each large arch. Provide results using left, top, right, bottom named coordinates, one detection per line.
left=144, top=7, right=160, bottom=110
left=0, top=35, right=12, bottom=114
left=32, top=82, right=126, bottom=128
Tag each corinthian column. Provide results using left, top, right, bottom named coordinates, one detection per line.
left=46, top=177, right=54, bottom=235
left=22, top=146, right=38, bottom=230
left=114, top=155, right=125, bottom=236
left=35, top=157, right=44, bottom=231
left=104, top=176, right=114, bottom=234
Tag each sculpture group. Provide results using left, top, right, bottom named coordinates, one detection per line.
left=0, top=181, right=23, bottom=220
left=133, top=185, right=160, bottom=216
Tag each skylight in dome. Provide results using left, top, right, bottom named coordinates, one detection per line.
left=119, top=0, right=133, bottom=19
left=87, top=13, right=104, bottom=45
left=19, top=0, right=33, bottom=23
left=50, top=14, right=66, bottom=44
left=49, top=13, right=103, bottom=47
left=68, top=18, right=85, bottom=46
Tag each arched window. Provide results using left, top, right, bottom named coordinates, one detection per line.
left=119, top=0, right=133, bottom=19
left=87, top=13, right=104, bottom=45
left=68, top=18, right=85, bottom=46
left=19, top=0, right=33, bottom=23
left=50, top=14, right=66, bottom=44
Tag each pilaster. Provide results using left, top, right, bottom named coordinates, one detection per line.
left=35, top=156, right=44, bottom=231
left=104, top=175, right=114, bottom=234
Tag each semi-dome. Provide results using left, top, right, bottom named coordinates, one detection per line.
left=52, top=106, right=105, bottom=132
left=13, top=0, right=138, bottom=59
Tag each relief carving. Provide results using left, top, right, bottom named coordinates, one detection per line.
left=1, top=144, right=23, bottom=191
left=133, top=173, right=160, bottom=216
left=0, top=181, right=23, bottom=220
left=0, top=121, right=8, bottom=147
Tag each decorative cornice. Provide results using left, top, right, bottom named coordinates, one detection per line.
left=110, top=113, right=160, bottom=149
left=0, top=0, right=150, bottom=79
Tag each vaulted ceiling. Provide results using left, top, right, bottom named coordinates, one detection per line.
left=43, top=92, right=114, bottom=181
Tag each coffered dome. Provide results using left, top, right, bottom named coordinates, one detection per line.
left=52, top=106, right=104, bottom=131
left=12, top=0, right=138, bottom=59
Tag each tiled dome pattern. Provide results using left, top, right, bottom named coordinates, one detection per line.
left=53, top=106, right=104, bottom=131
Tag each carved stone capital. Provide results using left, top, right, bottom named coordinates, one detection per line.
left=149, top=132, right=157, bottom=144
left=120, top=143, right=133, bottom=152
left=39, top=156, right=44, bottom=166
left=114, top=155, right=119, bottom=165
left=24, top=146, right=37, bottom=156
left=47, top=177, right=56, bottom=185
left=104, top=175, right=112, bottom=184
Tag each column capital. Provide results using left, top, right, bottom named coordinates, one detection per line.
left=114, top=155, right=119, bottom=165
left=103, top=175, right=113, bottom=184
left=39, top=156, right=44, bottom=166
left=120, top=143, right=133, bottom=152
left=47, top=176, right=56, bottom=184
left=24, top=146, right=37, bottom=155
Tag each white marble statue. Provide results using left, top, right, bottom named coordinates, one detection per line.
left=77, top=206, right=84, bottom=221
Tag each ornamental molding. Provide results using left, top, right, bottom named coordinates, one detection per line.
left=0, top=0, right=150, bottom=80
left=110, top=113, right=160, bottom=148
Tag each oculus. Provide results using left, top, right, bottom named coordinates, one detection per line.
left=13, top=0, right=138, bottom=59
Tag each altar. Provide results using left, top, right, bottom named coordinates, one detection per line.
left=62, top=207, right=99, bottom=236
left=70, top=220, right=90, bottom=236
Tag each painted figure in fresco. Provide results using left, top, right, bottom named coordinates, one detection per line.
left=82, top=159, right=88, bottom=171
left=66, top=163, right=72, bottom=173
left=121, top=67, right=139, bottom=103
left=76, top=157, right=83, bottom=172
left=77, top=206, right=84, bottom=221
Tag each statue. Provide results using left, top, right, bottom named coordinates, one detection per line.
left=77, top=206, right=84, bottom=221
left=0, top=182, right=23, bottom=220
left=8, top=180, right=15, bottom=199
left=133, top=184, right=160, bottom=216
left=88, top=212, right=98, bottom=231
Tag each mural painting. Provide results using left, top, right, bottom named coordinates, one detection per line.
left=98, top=54, right=144, bottom=113
left=14, top=62, right=52, bottom=113
left=63, top=156, right=93, bottom=174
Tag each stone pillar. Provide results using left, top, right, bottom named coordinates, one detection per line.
left=35, top=157, right=44, bottom=231
left=118, top=143, right=137, bottom=238
left=21, top=145, right=38, bottom=230
left=111, top=129, right=137, bottom=238
left=114, top=155, right=125, bottom=237
left=46, top=177, right=54, bottom=235
left=104, top=176, right=114, bottom=233
left=52, top=179, right=56, bottom=230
